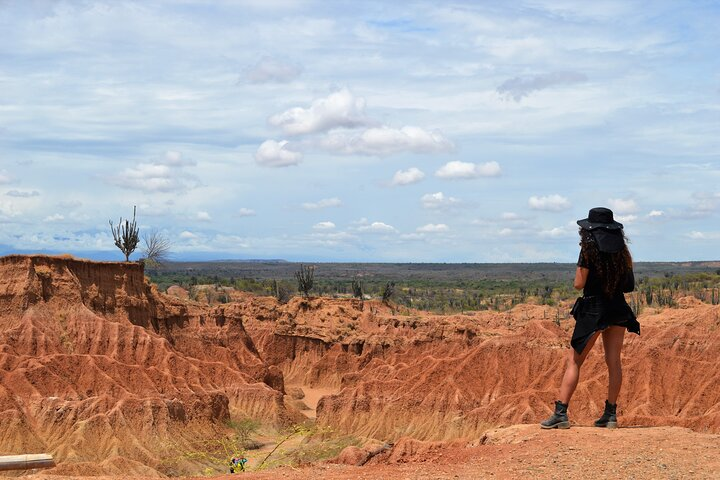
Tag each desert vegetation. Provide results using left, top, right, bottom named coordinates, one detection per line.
left=109, top=207, right=172, bottom=266
left=109, top=206, right=140, bottom=262
left=147, top=261, right=720, bottom=313
left=159, top=419, right=355, bottom=475
left=141, top=229, right=172, bottom=267
left=295, top=264, right=315, bottom=298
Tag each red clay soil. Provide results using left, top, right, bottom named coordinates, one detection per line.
left=13, top=425, right=720, bottom=479
left=1, top=255, right=719, bottom=478
left=213, top=425, right=719, bottom=480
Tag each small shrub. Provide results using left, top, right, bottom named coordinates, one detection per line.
left=142, top=230, right=171, bottom=267
left=227, top=418, right=260, bottom=450
left=272, top=279, right=292, bottom=304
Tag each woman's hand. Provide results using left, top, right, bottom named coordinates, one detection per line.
left=574, top=266, right=589, bottom=290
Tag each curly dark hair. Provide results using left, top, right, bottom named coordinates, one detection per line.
left=579, top=228, right=633, bottom=297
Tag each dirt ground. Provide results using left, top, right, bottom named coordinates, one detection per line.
left=11, top=424, right=718, bottom=480
left=208, top=424, right=720, bottom=480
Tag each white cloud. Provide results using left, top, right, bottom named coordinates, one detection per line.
left=528, top=194, right=571, bottom=211
left=688, top=192, right=720, bottom=216
left=196, top=211, right=212, bottom=222
left=319, top=126, right=452, bottom=156
left=302, top=197, right=342, bottom=210
left=0, top=172, right=11, bottom=184
left=497, top=71, right=588, bottom=101
left=501, top=212, right=520, bottom=220
left=244, top=56, right=302, bottom=83
left=421, top=192, right=460, bottom=209
left=0, top=201, right=21, bottom=218
left=237, top=208, right=256, bottom=217
left=615, top=214, right=637, bottom=223
left=417, top=223, right=449, bottom=233
left=357, top=221, right=397, bottom=233
left=269, top=88, right=371, bottom=135
left=43, top=213, right=64, bottom=222
left=498, top=228, right=513, bottom=236
left=435, top=160, right=501, bottom=179
left=540, top=227, right=566, bottom=237
left=400, top=233, right=426, bottom=240
left=391, top=167, right=425, bottom=186
left=539, top=225, right=575, bottom=237
left=254, top=140, right=302, bottom=167
left=179, top=230, right=198, bottom=239
left=210, top=234, right=250, bottom=249
left=109, top=158, right=196, bottom=193
left=647, top=210, right=664, bottom=218
left=308, top=231, right=358, bottom=246
left=607, top=198, right=639, bottom=214
left=687, top=231, right=720, bottom=240
left=161, top=150, right=195, bottom=167
left=6, top=190, right=40, bottom=197
left=313, top=221, right=336, bottom=230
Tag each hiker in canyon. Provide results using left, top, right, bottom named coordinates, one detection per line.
left=541, top=207, right=640, bottom=429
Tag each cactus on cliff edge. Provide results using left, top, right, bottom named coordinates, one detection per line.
left=110, top=206, right=140, bottom=262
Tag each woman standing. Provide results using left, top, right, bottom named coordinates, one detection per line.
left=541, top=207, right=640, bottom=429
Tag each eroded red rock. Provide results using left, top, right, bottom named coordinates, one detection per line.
left=2, top=255, right=719, bottom=477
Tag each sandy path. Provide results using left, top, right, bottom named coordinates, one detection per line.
left=286, top=384, right=339, bottom=419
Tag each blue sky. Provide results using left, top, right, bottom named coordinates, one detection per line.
left=1, top=0, right=719, bottom=262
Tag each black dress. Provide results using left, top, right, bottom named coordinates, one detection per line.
left=570, top=250, right=640, bottom=354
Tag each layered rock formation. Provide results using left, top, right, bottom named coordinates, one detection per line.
left=1, top=255, right=719, bottom=477
left=0, top=255, right=294, bottom=476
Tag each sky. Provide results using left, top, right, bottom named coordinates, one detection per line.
left=1, top=0, right=719, bottom=262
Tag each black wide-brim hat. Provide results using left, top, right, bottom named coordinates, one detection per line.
left=577, top=207, right=623, bottom=231
left=577, top=207, right=625, bottom=253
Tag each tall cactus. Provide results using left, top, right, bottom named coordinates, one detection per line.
left=109, top=206, right=139, bottom=262
left=351, top=276, right=364, bottom=310
left=644, top=286, right=653, bottom=306
left=630, top=293, right=642, bottom=317
left=295, top=264, right=315, bottom=298
left=351, top=277, right=364, bottom=299
left=382, top=281, right=395, bottom=305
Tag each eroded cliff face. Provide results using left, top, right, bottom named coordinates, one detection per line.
left=240, top=297, right=720, bottom=442
left=306, top=307, right=720, bottom=441
left=0, top=255, right=295, bottom=476
left=2, top=255, right=719, bottom=477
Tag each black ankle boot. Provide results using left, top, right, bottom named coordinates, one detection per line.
left=540, top=400, right=570, bottom=429
left=594, top=400, right=618, bottom=428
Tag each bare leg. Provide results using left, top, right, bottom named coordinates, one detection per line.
left=602, top=326, right=625, bottom=403
left=559, top=331, right=601, bottom=404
